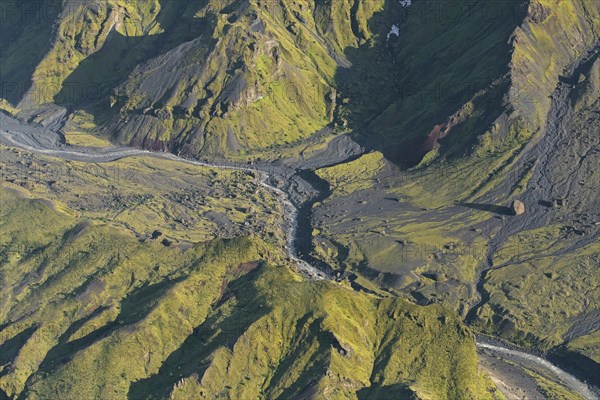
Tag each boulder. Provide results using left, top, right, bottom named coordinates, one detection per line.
left=511, top=200, right=525, bottom=215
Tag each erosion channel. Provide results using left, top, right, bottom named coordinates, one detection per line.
left=0, top=112, right=597, bottom=399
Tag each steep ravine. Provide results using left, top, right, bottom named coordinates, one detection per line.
left=293, top=169, right=336, bottom=275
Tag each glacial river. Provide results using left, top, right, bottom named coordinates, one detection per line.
left=0, top=117, right=596, bottom=399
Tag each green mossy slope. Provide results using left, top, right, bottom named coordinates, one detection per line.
left=1, top=0, right=382, bottom=157
left=0, top=188, right=498, bottom=399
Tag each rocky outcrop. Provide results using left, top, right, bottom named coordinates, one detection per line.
left=511, top=200, right=525, bottom=215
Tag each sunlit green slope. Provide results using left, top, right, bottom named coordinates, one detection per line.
left=0, top=188, right=499, bottom=399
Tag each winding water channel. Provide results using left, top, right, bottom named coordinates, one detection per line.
left=0, top=115, right=597, bottom=399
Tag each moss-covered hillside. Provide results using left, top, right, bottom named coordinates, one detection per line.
left=1, top=0, right=383, bottom=156
left=1, top=0, right=599, bottom=398
left=0, top=187, right=500, bottom=399
left=3, top=0, right=596, bottom=162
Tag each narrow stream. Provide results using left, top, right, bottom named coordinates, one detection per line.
left=1, top=118, right=597, bottom=398
left=0, top=125, right=330, bottom=280
left=293, top=169, right=335, bottom=275
left=477, top=339, right=599, bottom=400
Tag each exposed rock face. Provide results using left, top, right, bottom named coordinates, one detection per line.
left=512, top=200, right=526, bottom=215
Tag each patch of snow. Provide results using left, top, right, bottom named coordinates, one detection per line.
left=387, top=24, right=400, bottom=40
